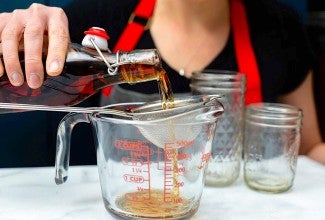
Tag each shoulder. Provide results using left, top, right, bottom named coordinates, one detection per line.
left=243, top=0, right=310, bottom=64
left=243, top=0, right=311, bottom=67
left=243, top=0, right=314, bottom=99
left=244, top=0, right=304, bottom=35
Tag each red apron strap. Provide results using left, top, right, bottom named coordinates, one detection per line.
left=230, top=0, right=262, bottom=104
left=102, top=0, right=156, bottom=96
left=113, top=0, right=156, bottom=52
left=104, top=0, right=263, bottom=104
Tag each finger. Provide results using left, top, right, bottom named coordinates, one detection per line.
left=1, top=9, right=25, bottom=86
left=0, top=14, right=5, bottom=77
left=0, top=12, right=11, bottom=35
left=0, top=57, right=4, bottom=77
left=0, top=43, right=3, bottom=77
left=23, top=20, right=46, bottom=89
left=46, top=7, right=69, bottom=76
left=22, top=3, right=57, bottom=89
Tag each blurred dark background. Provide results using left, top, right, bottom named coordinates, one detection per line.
left=0, top=0, right=324, bottom=167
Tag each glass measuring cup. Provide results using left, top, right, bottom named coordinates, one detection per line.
left=55, top=95, right=224, bottom=219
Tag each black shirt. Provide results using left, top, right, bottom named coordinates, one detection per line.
left=65, top=0, right=315, bottom=102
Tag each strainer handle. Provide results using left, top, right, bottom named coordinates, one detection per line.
left=55, top=113, right=90, bottom=185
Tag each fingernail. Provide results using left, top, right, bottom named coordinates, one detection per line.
left=10, top=72, right=23, bottom=86
left=49, top=60, right=60, bottom=73
left=29, top=73, right=41, bottom=88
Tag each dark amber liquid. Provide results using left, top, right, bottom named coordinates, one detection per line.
left=0, top=58, right=166, bottom=108
left=115, top=189, right=192, bottom=218
left=115, top=69, right=188, bottom=218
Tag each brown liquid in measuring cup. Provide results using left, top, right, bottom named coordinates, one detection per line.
left=115, top=189, right=193, bottom=218
left=116, top=69, right=191, bottom=218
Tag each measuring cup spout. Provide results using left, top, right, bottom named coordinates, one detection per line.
left=55, top=112, right=90, bottom=185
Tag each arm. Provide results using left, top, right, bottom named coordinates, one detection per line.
left=0, top=3, right=69, bottom=89
left=278, top=71, right=325, bottom=164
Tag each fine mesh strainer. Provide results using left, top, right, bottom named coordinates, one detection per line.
left=54, top=95, right=224, bottom=184
left=0, top=95, right=223, bottom=148
left=96, top=95, right=224, bottom=148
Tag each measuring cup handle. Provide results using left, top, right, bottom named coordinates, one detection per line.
left=55, top=113, right=90, bottom=185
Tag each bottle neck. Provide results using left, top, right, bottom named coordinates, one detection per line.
left=68, top=43, right=161, bottom=67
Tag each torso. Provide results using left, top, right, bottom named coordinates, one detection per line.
left=65, top=0, right=314, bottom=104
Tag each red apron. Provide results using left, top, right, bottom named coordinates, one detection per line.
left=102, top=0, right=262, bottom=105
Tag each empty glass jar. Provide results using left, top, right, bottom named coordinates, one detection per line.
left=190, top=70, right=246, bottom=187
left=243, top=102, right=303, bottom=193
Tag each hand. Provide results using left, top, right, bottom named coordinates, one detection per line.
left=0, top=3, right=69, bottom=89
left=307, top=143, right=325, bottom=165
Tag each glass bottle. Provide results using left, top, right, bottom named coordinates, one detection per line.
left=0, top=28, right=164, bottom=113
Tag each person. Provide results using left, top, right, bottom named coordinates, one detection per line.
left=0, top=0, right=325, bottom=164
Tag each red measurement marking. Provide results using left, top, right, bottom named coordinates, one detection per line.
left=177, top=166, right=186, bottom=174
left=177, top=152, right=192, bottom=160
left=117, top=143, right=152, bottom=203
left=173, top=197, right=183, bottom=203
left=198, top=152, right=211, bottom=169
left=175, top=140, right=195, bottom=148
left=174, top=181, right=184, bottom=187
left=123, top=174, right=144, bottom=183
left=115, top=139, right=149, bottom=151
left=121, top=157, right=143, bottom=166
left=131, top=149, right=152, bottom=158
left=163, top=143, right=175, bottom=203
left=201, top=152, right=211, bottom=163
left=163, top=141, right=195, bottom=149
